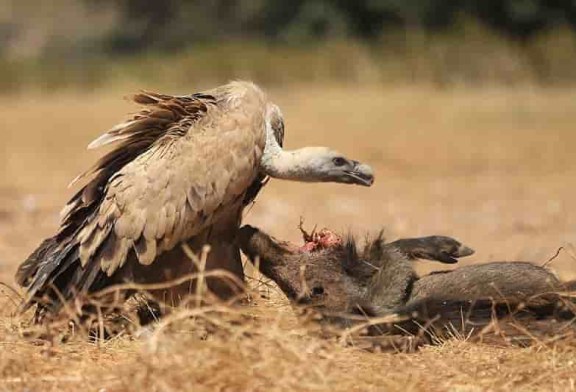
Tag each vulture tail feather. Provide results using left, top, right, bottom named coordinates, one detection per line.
left=18, top=238, right=78, bottom=312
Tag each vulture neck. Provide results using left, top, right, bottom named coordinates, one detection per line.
left=260, top=133, right=319, bottom=182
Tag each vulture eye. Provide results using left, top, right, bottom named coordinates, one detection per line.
left=332, top=157, right=347, bottom=167
left=312, top=286, right=325, bottom=296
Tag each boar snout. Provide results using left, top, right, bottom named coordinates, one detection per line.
left=237, top=225, right=294, bottom=268
left=237, top=225, right=260, bottom=257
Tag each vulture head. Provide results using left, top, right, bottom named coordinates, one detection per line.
left=261, top=103, right=374, bottom=186
left=282, top=147, right=374, bottom=186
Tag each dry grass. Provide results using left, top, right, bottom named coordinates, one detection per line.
left=1, top=84, right=576, bottom=391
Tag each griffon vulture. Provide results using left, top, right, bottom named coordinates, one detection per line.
left=15, top=81, right=374, bottom=317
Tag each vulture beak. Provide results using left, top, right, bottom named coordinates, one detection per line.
left=344, top=162, right=375, bottom=186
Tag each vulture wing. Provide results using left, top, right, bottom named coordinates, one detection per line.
left=16, top=82, right=268, bottom=311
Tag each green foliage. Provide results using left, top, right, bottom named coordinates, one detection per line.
left=4, top=0, right=573, bottom=57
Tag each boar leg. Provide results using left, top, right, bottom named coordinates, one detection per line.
left=358, top=235, right=472, bottom=316
left=388, top=236, right=474, bottom=264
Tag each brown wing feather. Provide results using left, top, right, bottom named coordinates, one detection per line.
left=16, top=81, right=268, bottom=314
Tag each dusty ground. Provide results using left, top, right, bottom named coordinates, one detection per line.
left=0, top=85, right=576, bottom=391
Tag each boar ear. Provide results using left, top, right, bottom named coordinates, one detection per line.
left=362, top=230, right=388, bottom=262
left=342, top=234, right=380, bottom=280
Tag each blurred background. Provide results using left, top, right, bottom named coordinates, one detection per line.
left=0, top=0, right=575, bottom=283
left=3, top=0, right=576, bottom=90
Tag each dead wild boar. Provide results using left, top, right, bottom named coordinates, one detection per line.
left=238, top=225, right=481, bottom=315
left=237, top=225, right=576, bottom=338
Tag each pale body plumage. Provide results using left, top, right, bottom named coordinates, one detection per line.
left=16, top=81, right=374, bottom=316
left=78, top=83, right=266, bottom=274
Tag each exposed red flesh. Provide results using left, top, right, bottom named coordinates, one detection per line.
left=297, top=225, right=343, bottom=253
